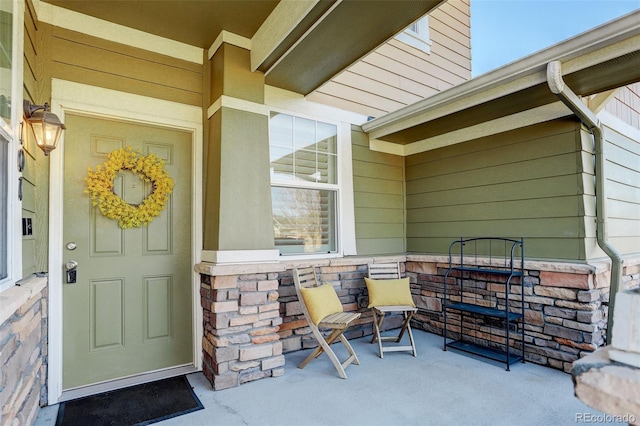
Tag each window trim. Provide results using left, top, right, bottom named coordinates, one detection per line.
left=0, top=0, right=23, bottom=293
left=267, top=107, right=356, bottom=258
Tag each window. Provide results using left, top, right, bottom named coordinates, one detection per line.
left=395, top=16, right=431, bottom=53
left=269, top=112, right=338, bottom=255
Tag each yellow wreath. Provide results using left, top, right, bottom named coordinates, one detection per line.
left=84, top=147, right=174, bottom=229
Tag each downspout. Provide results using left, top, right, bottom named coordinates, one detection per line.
left=546, top=60, right=624, bottom=344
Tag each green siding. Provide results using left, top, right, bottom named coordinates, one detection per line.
left=352, top=126, right=405, bottom=255
left=600, top=125, right=640, bottom=256
left=405, top=119, right=590, bottom=261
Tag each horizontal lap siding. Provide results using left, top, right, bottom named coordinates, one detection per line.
left=306, top=1, right=471, bottom=118
left=604, top=83, right=640, bottom=129
left=22, top=1, right=41, bottom=276
left=50, top=27, right=203, bottom=106
left=352, top=127, right=405, bottom=254
left=405, top=120, right=589, bottom=260
left=602, top=125, right=640, bottom=255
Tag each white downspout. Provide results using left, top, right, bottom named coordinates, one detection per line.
left=546, top=60, right=624, bottom=344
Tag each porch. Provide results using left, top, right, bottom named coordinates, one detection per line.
left=35, top=331, right=615, bottom=426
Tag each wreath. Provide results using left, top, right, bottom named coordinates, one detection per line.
left=84, top=147, right=174, bottom=229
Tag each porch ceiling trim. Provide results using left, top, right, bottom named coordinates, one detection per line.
left=362, top=10, right=640, bottom=155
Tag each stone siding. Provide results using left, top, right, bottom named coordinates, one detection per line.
left=197, top=254, right=639, bottom=389
left=200, top=271, right=285, bottom=390
left=407, top=255, right=640, bottom=373
left=0, top=277, right=48, bottom=426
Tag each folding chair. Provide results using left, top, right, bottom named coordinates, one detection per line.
left=366, top=262, right=418, bottom=358
left=293, top=267, right=361, bottom=379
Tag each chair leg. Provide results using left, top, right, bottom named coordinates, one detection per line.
left=371, top=309, right=417, bottom=357
left=404, top=311, right=417, bottom=357
left=371, top=309, right=385, bottom=358
left=299, top=327, right=358, bottom=379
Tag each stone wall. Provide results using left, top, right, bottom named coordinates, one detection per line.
left=407, top=254, right=640, bottom=373
left=197, top=254, right=639, bottom=390
left=0, top=276, right=48, bottom=425
left=198, top=264, right=286, bottom=390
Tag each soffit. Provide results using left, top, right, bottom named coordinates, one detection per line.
left=41, top=0, right=280, bottom=48
left=363, top=11, right=640, bottom=151
left=41, top=0, right=443, bottom=96
left=259, top=0, right=444, bottom=94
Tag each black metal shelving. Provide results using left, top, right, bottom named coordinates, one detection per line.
left=443, top=237, right=525, bottom=371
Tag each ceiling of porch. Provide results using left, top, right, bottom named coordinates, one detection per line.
left=41, top=0, right=444, bottom=95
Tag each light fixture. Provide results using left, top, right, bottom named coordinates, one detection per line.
left=23, top=100, right=66, bottom=156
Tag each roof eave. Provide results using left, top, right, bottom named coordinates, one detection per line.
left=362, top=10, right=640, bottom=148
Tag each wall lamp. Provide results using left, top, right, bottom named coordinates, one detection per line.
left=23, top=100, right=66, bottom=156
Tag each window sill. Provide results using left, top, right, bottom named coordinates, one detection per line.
left=0, top=275, right=47, bottom=325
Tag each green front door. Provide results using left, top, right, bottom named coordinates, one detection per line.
left=62, top=114, right=193, bottom=389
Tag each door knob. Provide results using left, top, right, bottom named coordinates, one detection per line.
left=66, top=260, right=78, bottom=270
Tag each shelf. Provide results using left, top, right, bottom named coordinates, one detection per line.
left=446, top=340, right=523, bottom=366
left=446, top=302, right=523, bottom=322
left=450, top=266, right=523, bottom=277
left=443, top=237, right=525, bottom=370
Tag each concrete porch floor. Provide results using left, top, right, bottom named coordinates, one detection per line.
left=35, top=331, right=618, bottom=426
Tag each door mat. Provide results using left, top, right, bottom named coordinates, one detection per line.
left=55, top=375, right=204, bottom=426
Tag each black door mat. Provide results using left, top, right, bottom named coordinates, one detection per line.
left=55, top=375, right=204, bottom=426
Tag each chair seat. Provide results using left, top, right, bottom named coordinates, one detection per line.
left=373, top=306, right=418, bottom=314
left=320, top=312, right=361, bottom=328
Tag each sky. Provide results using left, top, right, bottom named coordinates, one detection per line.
left=470, top=0, right=640, bottom=76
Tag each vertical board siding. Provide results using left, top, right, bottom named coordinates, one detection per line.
left=49, top=27, right=203, bottom=106
left=603, top=125, right=640, bottom=254
left=405, top=119, right=592, bottom=261
left=306, top=1, right=471, bottom=118
left=351, top=127, right=405, bottom=254
left=605, top=83, right=640, bottom=129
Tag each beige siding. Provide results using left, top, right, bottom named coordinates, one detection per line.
left=352, top=126, right=405, bottom=254
left=49, top=26, right=203, bottom=106
left=306, top=0, right=471, bottom=118
left=605, top=83, right=640, bottom=129
left=405, top=119, right=590, bottom=261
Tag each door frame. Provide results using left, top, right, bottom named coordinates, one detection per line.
left=47, top=79, right=203, bottom=404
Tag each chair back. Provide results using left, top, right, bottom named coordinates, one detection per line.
left=367, top=262, right=402, bottom=280
left=293, top=267, right=319, bottom=322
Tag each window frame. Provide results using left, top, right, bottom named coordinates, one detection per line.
left=268, top=110, right=343, bottom=257
left=0, top=0, right=23, bottom=293
left=395, top=16, right=431, bottom=53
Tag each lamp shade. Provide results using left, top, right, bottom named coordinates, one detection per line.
left=23, top=101, right=66, bottom=156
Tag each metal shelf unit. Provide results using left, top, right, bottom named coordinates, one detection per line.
left=443, top=237, right=525, bottom=371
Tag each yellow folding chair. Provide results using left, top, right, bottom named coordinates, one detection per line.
left=293, top=267, right=361, bottom=378
left=366, top=262, right=418, bottom=358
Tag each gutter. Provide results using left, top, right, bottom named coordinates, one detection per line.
left=546, top=60, right=624, bottom=344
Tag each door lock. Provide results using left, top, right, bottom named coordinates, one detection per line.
left=66, top=260, right=78, bottom=284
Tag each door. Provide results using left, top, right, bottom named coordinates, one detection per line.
left=62, top=114, right=193, bottom=389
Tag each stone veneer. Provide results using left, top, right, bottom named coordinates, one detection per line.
left=197, top=254, right=640, bottom=389
left=406, top=255, right=640, bottom=372
left=0, top=276, right=48, bottom=425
